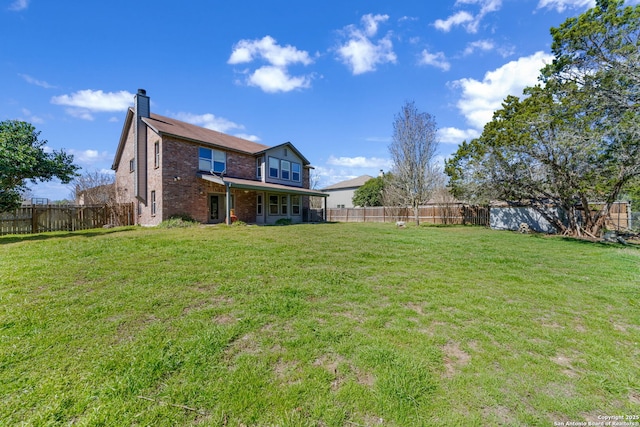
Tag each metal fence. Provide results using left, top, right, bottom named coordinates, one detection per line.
left=0, top=203, right=135, bottom=235
left=326, top=204, right=490, bottom=226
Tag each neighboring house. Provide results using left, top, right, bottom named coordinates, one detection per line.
left=321, top=175, right=374, bottom=208
left=112, top=89, right=327, bottom=226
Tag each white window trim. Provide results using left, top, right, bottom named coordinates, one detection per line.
left=154, top=141, right=160, bottom=169
left=151, top=190, right=157, bottom=216
left=291, top=195, right=301, bottom=216
left=292, top=162, right=301, bottom=182
left=256, top=157, right=263, bottom=180
left=199, top=147, right=226, bottom=174
left=281, top=160, right=291, bottom=180
left=256, top=194, right=263, bottom=215
left=268, top=194, right=279, bottom=215
left=268, top=156, right=279, bottom=179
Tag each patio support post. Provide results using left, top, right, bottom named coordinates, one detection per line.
left=225, top=182, right=232, bottom=225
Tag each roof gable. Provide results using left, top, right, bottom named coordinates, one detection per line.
left=255, top=141, right=311, bottom=165
left=111, top=108, right=135, bottom=170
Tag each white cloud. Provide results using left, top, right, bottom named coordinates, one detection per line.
left=463, top=39, right=495, bottom=56
left=536, top=0, right=594, bottom=12
left=19, top=74, right=56, bottom=89
left=228, top=35, right=313, bottom=67
left=435, top=0, right=503, bottom=34
left=173, top=112, right=243, bottom=133
left=234, top=133, right=261, bottom=142
left=452, top=51, right=553, bottom=129
left=65, top=108, right=95, bottom=121
left=434, top=11, right=475, bottom=32
left=8, top=0, right=28, bottom=11
left=456, top=0, right=503, bottom=13
left=336, top=14, right=397, bottom=75
left=535, top=0, right=640, bottom=11
left=419, top=49, right=451, bottom=71
left=361, top=13, right=389, bottom=37
left=327, top=155, right=392, bottom=169
left=228, top=36, right=314, bottom=93
left=248, top=66, right=312, bottom=93
left=173, top=112, right=260, bottom=141
left=20, top=108, right=44, bottom=124
left=438, top=127, right=481, bottom=144
left=313, top=166, right=354, bottom=189
left=365, top=136, right=392, bottom=143
left=67, top=149, right=112, bottom=166
left=51, top=90, right=134, bottom=117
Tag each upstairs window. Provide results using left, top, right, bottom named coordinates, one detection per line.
left=199, top=147, right=226, bottom=173
left=268, top=157, right=279, bottom=178
left=154, top=142, right=160, bottom=168
left=256, top=157, right=263, bottom=179
left=281, top=160, right=290, bottom=180
left=292, top=163, right=301, bottom=182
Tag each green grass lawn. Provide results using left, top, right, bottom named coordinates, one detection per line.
left=1, top=223, right=638, bottom=426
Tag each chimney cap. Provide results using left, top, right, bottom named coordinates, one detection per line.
left=137, top=89, right=147, bottom=96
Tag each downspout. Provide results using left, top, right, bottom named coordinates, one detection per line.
left=225, top=182, right=232, bottom=225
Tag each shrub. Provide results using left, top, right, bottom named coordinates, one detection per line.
left=157, top=215, right=199, bottom=228
left=275, top=218, right=292, bottom=226
left=168, top=213, right=197, bottom=222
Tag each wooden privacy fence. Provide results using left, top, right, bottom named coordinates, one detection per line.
left=0, top=203, right=135, bottom=235
left=598, top=201, right=631, bottom=232
left=326, top=204, right=490, bottom=226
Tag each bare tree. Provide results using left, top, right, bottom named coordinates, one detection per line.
left=69, top=171, right=133, bottom=226
left=388, top=101, right=440, bottom=225
left=70, top=171, right=115, bottom=205
left=308, top=169, right=324, bottom=209
left=430, top=171, right=459, bottom=224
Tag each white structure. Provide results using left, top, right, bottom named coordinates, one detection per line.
left=490, top=205, right=562, bottom=233
left=321, top=175, right=373, bottom=208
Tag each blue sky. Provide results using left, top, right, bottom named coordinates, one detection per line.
left=2, top=0, right=637, bottom=200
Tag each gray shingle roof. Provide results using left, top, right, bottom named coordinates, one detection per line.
left=321, top=175, right=374, bottom=191
left=143, top=112, right=270, bottom=154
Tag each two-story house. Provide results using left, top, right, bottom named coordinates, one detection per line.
left=112, top=89, right=327, bottom=226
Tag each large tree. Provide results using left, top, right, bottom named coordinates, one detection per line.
left=352, top=175, right=386, bottom=207
left=446, top=0, right=640, bottom=237
left=388, top=101, right=440, bottom=225
left=0, top=120, right=79, bottom=212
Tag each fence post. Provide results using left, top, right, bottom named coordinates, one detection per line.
left=31, top=205, right=37, bottom=233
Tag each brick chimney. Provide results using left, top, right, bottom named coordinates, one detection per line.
left=134, top=89, right=149, bottom=203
